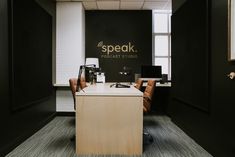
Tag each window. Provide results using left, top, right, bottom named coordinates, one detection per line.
left=153, top=11, right=171, bottom=80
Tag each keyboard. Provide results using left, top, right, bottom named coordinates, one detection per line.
left=110, top=83, right=130, bottom=88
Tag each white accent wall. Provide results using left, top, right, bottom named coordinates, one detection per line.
left=56, top=2, right=85, bottom=112
left=56, top=89, right=74, bottom=112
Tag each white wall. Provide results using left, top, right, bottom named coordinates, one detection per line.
left=56, top=2, right=85, bottom=112
left=56, top=89, right=74, bottom=112
left=56, top=2, right=85, bottom=85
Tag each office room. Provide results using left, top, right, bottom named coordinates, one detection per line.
left=1, top=0, right=235, bottom=156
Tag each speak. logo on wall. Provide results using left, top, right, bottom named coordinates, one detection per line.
left=97, top=41, right=138, bottom=59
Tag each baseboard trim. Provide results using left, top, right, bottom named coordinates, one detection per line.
left=56, top=112, right=75, bottom=116
left=0, top=112, right=56, bottom=157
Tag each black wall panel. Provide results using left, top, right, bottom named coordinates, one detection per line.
left=171, top=0, right=210, bottom=111
left=172, top=0, right=187, bottom=13
left=85, top=11, right=152, bottom=82
left=10, top=0, right=53, bottom=110
left=0, top=0, right=56, bottom=156
left=170, top=0, right=235, bottom=156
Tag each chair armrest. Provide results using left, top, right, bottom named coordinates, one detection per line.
left=143, top=95, right=151, bottom=102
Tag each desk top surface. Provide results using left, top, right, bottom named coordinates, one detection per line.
left=54, top=82, right=171, bottom=87
left=76, top=83, right=143, bottom=96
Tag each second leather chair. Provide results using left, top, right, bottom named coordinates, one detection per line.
left=134, top=78, right=144, bottom=91
left=143, top=80, right=156, bottom=113
left=143, top=80, right=156, bottom=145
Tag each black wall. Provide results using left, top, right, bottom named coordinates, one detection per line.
left=85, top=11, right=152, bottom=82
left=0, top=0, right=56, bottom=156
left=10, top=0, right=53, bottom=110
left=172, top=0, right=187, bottom=13
left=171, top=0, right=209, bottom=111
left=170, top=0, right=235, bottom=156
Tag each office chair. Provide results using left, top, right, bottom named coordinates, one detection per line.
left=80, top=77, right=87, bottom=89
left=143, top=80, right=156, bottom=113
left=134, top=79, right=143, bottom=91
left=69, top=77, right=88, bottom=109
left=143, top=80, right=156, bottom=144
left=69, top=78, right=78, bottom=110
left=69, top=78, right=87, bottom=141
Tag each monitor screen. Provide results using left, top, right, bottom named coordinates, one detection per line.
left=141, top=65, right=162, bottom=78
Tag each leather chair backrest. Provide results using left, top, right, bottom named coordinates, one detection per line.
left=143, top=80, right=156, bottom=113
left=79, top=77, right=87, bottom=90
left=135, top=79, right=143, bottom=91
left=69, top=78, right=78, bottom=109
left=69, top=77, right=87, bottom=110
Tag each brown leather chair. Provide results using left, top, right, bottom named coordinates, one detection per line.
left=134, top=79, right=143, bottom=91
left=69, top=78, right=78, bottom=110
left=143, top=80, right=156, bottom=144
left=69, top=77, right=87, bottom=110
left=143, top=80, right=156, bottom=113
left=69, top=77, right=87, bottom=141
left=79, top=77, right=87, bottom=90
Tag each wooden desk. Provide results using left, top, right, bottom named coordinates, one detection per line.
left=143, top=82, right=171, bottom=87
left=76, top=83, right=143, bottom=155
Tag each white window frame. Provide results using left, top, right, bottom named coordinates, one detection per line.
left=153, top=10, right=172, bottom=80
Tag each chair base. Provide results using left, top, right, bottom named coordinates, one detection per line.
left=70, top=135, right=75, bottom=141
left=143, top=132, right=153, bottom=145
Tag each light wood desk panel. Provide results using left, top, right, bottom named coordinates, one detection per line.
left=76, top=83, right=143, bottom=155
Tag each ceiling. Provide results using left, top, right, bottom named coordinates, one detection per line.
left=55, top=0, right=172, bottom=10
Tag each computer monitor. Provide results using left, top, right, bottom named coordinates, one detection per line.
left=141, top=65, right=162, bottom=78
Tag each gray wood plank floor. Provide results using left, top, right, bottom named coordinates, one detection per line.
left=6, top=115, right=213, bottom=157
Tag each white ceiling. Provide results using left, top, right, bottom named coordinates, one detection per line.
left=56, top=0, right=172, bottom=10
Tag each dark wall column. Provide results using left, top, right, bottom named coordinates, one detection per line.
left=170, top=0, right=235, bottom=156
left=0, top=0, right=56, bottom=156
